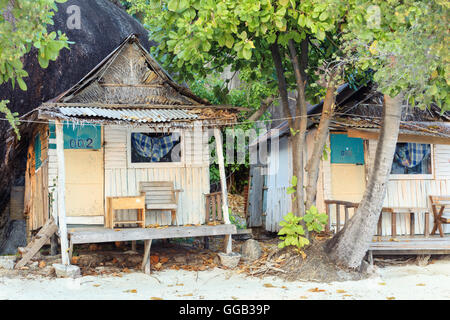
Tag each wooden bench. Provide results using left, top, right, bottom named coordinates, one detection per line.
left=106, top=195, right=146, bottom=229
left=429, top=195, right=450, bottom=237
left=140, top=181, right=182, bottom=226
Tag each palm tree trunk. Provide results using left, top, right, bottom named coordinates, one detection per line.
left=325, top=93, right=403, bottom=268
left=270, top=43, right=306, bottom=222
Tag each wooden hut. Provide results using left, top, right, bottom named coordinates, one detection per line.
left=248, top=85, right=450, bottom=254
left=7, top=34, right=243, bottom=271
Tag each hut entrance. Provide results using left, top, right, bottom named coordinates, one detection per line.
left=65, top=148, right=104, bottom=219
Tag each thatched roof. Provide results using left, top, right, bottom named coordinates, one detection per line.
left=18, top=34, right=241, bottom=128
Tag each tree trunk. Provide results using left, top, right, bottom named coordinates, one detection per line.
left=305, top=79, right=337, bottom=210
left=325, top=94, right=403, bottom=269
left=270, top=43, right=305, bottom=216
left=287, top=40, right=308, bottom=231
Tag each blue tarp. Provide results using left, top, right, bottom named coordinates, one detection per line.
left=394, top=143, right=430, bottom=168
left=131, top=133, right=178, bottom=162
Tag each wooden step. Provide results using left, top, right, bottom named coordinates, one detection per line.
left=15, top=218, right=58, bottom=269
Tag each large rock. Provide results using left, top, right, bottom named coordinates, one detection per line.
left=0, top=220, right=27, bottom=255
left=240, top=239, right=262, bottom=261
left=53, top=264, right=81, bottom=278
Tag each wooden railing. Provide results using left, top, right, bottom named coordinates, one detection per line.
left=324, top=200, right=359, bottom=233
left=325, top=200, right=431, bottom=237
left=205, top=192, right=223, bottom=223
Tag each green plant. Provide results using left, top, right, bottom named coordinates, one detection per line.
left=278, top=205, right=328, bottom=251
left=304, top=205, right=328, bottom=233
left=229, top=209, right=246, bottom=230
left=278, top=212, right=309, bottom=250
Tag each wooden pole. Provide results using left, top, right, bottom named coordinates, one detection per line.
left=142, top=240, right=152, bottom=275
left=214, top=128, right=232, bottom=254
left=55, top=120, right=70, bottom=265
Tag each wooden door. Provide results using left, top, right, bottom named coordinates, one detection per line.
left=65, top=148, right=104, bottom=218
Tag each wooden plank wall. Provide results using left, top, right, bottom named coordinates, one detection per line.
left=265, top=136, right=293, bottom=232
left=263, top=130, right=324, bottom=233
left=24, top=125, right=50, bottom=232
left=247, top=166, right=263, bottom=228
left=104, top=124, right=210, bottom=226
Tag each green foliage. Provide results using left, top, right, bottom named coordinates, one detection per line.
left=304, top=205, right=328, bottom=233
left=340, top=0, right=449, bottom=112
left=189, top=73, right=272, bottom=191
left=127, top=0, right=448, bottom=113
left=278, top=205, right=328, bottom=250
left=0, top=0, right=70, bottom=134
left=321, top=144, right=331, bottom=161
left=127, top=0, right=351, bottom=104
left=278, top=212, right=309, bottom=250
left=229, top=209, right=247, bottom=229
left=279, top=174, right=327, bottom=250
left=286, top=175, right=297, bottom=196
left=0, top=100, right=19, bottom=138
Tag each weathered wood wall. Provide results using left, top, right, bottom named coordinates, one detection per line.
left=265, top=136, right=293, bottom=232
left=24, top=125, right=50, bottom=233
left=104, top=124, right=210, bottom=226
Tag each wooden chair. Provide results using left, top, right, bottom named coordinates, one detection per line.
left=139, top=181, right=182, bottom=226
left=429, top=195, right=450, bottom=237
left=106, top=195, right=146, bottom=229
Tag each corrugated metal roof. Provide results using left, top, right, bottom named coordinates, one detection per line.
left=56, top=107, right=199, bottom=123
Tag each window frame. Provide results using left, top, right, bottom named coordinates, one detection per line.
left=389, top=143, right=435, bottom=180
left=126, top=128, right=185, bottom=168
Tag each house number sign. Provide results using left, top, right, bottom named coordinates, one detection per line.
left=49, top=122, right=101, bottom=150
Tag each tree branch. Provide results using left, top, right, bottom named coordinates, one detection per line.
left=288, top=39, right=308, bottom=129
left=270, top=43, right=293, bottom=128
left=247, top=96, right=275, bottom=122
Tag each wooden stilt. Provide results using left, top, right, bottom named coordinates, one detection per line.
left=142, top=240, right=152, bottom=275
left=55, top=120, right=70, bottom=266
left=214, top=128, right=233, bottom=254
left=224, top=234, right=232, bottom=254
left=204, top=236, right=209, bottom=249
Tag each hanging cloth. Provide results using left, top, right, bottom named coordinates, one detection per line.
left=131, top=133, right=176, bottom=162
left=394, top=143, right=430, bottom=168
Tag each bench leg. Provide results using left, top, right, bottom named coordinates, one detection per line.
left=410, top=212, right=415, bottom=236
left=142, top=240, right=152, bottom=275
left=438, top=221, right=444, bottom=237
left=424, top=212, right=430, bottom=237
left=171, top=210, right=176, bottom=226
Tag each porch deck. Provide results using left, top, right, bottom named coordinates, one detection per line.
left=68, top=224, right=238, bottom=245
left=369, top=235, right=450, bottom=255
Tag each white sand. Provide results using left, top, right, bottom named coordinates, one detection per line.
left=1, top=260, right=449, bottom=300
